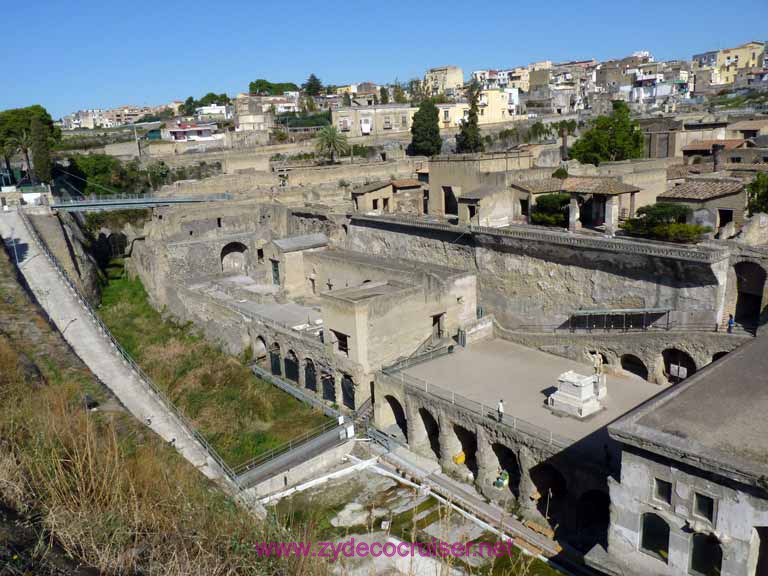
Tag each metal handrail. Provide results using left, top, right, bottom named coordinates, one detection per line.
left=51, top=192, right=232, bottom=206
left=232, top=418, right=342, bottom=477
left=250, top=364, right=340, bottom=418
left=17, top=209, right=239, bottom=483
left=496, top=319, right=754, bottom=336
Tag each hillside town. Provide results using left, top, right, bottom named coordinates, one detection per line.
left=3, top=16, right=768, bottom=576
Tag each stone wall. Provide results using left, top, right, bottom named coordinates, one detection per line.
left=346, top=217, right=730, bottom=330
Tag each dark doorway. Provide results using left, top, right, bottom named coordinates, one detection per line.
left=269, top=342, right=281, bottom=376
left=321, top=373, right=335, bottom=402
left=432, top=313, right=445, bottom=339
left=443, top=186, right=458, bottom=216
left=284, top=350, right=299, bottom=383
left=690, top=533, right=722, bottom=576
left=718, top=209, right=734, bottom=228
left=735, top=262, right=766, bottom=326
left=271, top=259, right=280, bottom=285
left=384, top=395, right=408, bottom=441
left=662, top=348, right=696, bottom=383
left=452, top=424, right=478, bottom=478
left=304, top=359, right=317, bottom=391
left=491, top=443, right=521, bottom=498
left=754, top=527, right=768, bottom=576
left=419, top=408, right=441, bottom=459
left=640, top=513, right=670, bottom=563
left=576, top=490, right=610, bottom=550
left=530, top=463, right=568, bottom=531
left=621, top=354, right=649, bottom=380
left=341, top=373, right=355, bottom=409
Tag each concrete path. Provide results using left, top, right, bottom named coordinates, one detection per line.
left=0, top=210, right=228, bottom=485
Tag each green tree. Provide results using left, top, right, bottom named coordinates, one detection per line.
left=379, top=86, right=390, bottom=105
left=30, top=116, right=52, bottom=183
left=747, top=173, right=768, bottom=215
left=409, top=99, right=442, bottom=157
left=180, top=96, right=196, bottom=116
left=570, top=100, right=644, bottom=165
left=314, top=125, right=349, bottom=163
left=455, top=81, right=483, bottom=154
left=303, top=74, right=323, bottom=97
left=248, top=79, right=299, bottom=95
left=342, top=93, right=352, bottom=107
left=621, top=202, right=710, bottom=242
left=552, top=166, right=569, bottom=179
left=393, top=81, right=407, bottom=104
left=0, top=105, right=57, bottom=183
left=530, top=193, right=570, bottom=226
left=408, top=78, right=424, bottom=105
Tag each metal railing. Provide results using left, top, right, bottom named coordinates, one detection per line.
left=378, top=369, right=572, bottom=451
left=51, top=192, right=232, bottom=207
left=383, top=345, right=455, bottom=374
left=17, top=209, right=239, bottom=484
left=496, top=319, right=754, bottom=337
left=232, top=418, right=343, bottom=477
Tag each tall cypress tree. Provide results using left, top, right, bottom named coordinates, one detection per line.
left=29, top=116, right=52, bottom=183
left=455, top=81, right=483, bottom=154
left=409, top=99, right=442, bottom=157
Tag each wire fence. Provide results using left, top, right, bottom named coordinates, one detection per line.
left=17, top=209, right=239, bottom=484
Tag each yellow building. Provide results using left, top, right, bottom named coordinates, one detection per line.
left=715, top=41, right=765, bottom=85
left=424, top=66, right=465, bottom=97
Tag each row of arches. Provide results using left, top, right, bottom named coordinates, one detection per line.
left=380, top=395, right=609, bottom=547
left=254, top=336, right=356, bottom=410
left=611, top=348, right=730, bottom=383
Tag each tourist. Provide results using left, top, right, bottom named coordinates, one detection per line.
left=727, top=314, right=735, bottom=334
left=497, top=399, right=505, bottom=423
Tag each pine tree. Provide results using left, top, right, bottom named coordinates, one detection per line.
left=30, top=116, right=52, bottom=183
left=409, top=100, right=442, bottom=157
left=455, top=81, right=483, bottom=154
left=379, top=86, right=389, bottom=105
left=303, top=74, right=323, bottom=97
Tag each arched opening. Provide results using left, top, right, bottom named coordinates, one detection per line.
left=419, top=408, right=441, bottom=459
left=304, top=359, right=317, bottom=392
left=341, top=373, right=355, bottom=410
left=107, top=233, right=128, bottom=258
left=284, top=350, right=299, bottom=383
left=640, top=513, right=670, bottom=563
left=621, top=354, right=649, bottom=380
left=662, top=348, right=697, bottom=383
left=269, top=342, right=281, bottom=376
left=451, top=424, right=478, bottom=479
left=321, top=372, right=335, bottom=402
left=253, top=336, right=267, bottom=368
left=491, top=443, right=521, bottom=498
left=221, top=242, right=248, bottom=273
left=530, top=463, right=568, bottom=530
left=734, top=262, right=766, bottom=326
left=690, top=533, right=723, bottom=576
left=576, top=490, right=610, bottom=550
left=383, top=395, right=408, bottom=441
left=712, top=351, right=729, bottom=363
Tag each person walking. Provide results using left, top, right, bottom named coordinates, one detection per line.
left=497, top=399, right=505, bottom=423
left=727, top=314, right=735, bottom=334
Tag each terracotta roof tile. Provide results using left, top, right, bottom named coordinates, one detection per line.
left=681, top=139, right=746, bottom=152
left=509, top=178, right=564, bottom=194
left=561, top=176, right=640, bottom=195
left=658, top=179, right=744, bottom=201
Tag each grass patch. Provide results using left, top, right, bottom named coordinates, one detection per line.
left=97, top=261, right=329, bottom=468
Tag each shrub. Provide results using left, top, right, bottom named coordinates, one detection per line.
left=530, top=193, right=570, bottom=227
left=551, top=167, right=568, bottom=179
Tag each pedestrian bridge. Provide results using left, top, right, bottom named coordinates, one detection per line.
left=51, top=193, right=232, bottom=212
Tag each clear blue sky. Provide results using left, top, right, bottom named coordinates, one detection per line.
left=4, top=0, right=767, bottom=119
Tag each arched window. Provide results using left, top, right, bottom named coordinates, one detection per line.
left=690, top=533, right=722, bottom=576
left=640, top=513, right=670, bottom=563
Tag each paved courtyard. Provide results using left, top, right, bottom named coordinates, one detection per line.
left=403, top=338, right=672, bottom=444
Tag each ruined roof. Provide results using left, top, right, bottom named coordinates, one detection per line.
left=728, top=119, right=768, bottom=131
left=272, top=233, right=328, bottom=253
left=666, top=163, right=714, bottom=180
left=391, top=178, right=422, bottom=189
left=658, top=179, right=744, bottom=201
left=723, top=162, right=768, bottom=173
left=609, top=336, right=768, bottom=487
left=351, top=181, right=390, bottom=195
left=460, top=184, right=506, bottom=201
left=681, top=139, right=746, bottom=152
left=324, top=280, right=412, bottom=302
left=561, top=176, right=640, bottom=196
left=509, top=178, right=565, bottom=194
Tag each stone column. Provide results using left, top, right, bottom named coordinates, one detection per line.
left=516, top=445, right=541, bottom=520
left=629, top=191, right=637, bottom=218
left=279, top=354, right=286, bottom=379
left=334, top=372, right=342, bottom=407
left=475, top=427, right=496, bottom=497
left=605, top=195, right=619, bottom=236
left=527, top=194, right=537, bottom=224
left=568, top=195, right=581, bottom=232
left=438, top=412, right=457, bottom=473
left=298, top=358, right=306, bottom=388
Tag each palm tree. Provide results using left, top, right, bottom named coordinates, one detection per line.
left=315, top=125, right=349, bottom=164
left=10, top=129, right=34, bottom=183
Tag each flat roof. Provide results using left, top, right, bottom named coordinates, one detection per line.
left=273, top=233, right=328, bottom=253
left=311, top=249, right=470, bottom=281
left=323, top=280, right=412, bottom=302
left=403, top=338, right=670, bottom=453
left=610, top=336, right=768, bottom=486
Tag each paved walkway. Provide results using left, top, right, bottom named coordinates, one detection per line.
left=0, top=210, right=228, bottom=485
